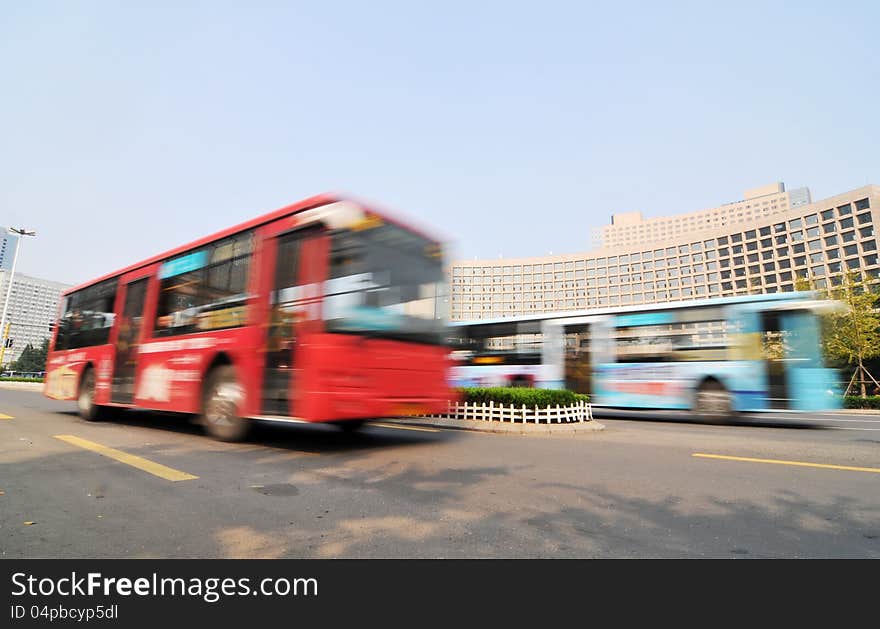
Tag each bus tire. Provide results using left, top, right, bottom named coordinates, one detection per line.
left=77, top=367, right=107, bottom=421
left=201, top=366, right=250, bottom=442
left=693, top=379, right=733, bottom=423
left=337, top=419, right=366, bottom=433
left=509, top=374, right=531, bottom=388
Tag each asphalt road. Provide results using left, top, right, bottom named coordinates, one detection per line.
left=1, top=388, right=878, bottom=558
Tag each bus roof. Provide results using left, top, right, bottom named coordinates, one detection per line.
left=449, top=291, right=820, bottom=328
left=63, top=193, right=443, bottom=297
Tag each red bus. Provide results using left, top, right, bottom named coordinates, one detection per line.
left=44, top=194, right=453, bottom=440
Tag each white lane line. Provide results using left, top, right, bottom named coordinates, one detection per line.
left=782, top=416, right=880, bottom=424
left=828, top=426, right=880, bottom=431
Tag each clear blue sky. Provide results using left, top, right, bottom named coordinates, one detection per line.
left=2, top=1, right=878, bottom=285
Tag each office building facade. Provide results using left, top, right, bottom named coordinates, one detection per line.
left=0, top=271, right=71, bottom=367
left=450, top=184, right=880, bottom=321
left=591, top=182, right=812, bottom=249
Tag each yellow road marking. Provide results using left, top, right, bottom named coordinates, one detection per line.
left=693, top=453, right=880, bottom=474
left=370, top=422, right=441, bottom=433
left=0, top=413, right=13, bottom=420
left=54, top=435, right=198, bottom=482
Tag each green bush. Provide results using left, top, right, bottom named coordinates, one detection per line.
left=0, top=377, right=44, bottom=383
left=843, top=395, right=880, bottom=409
left=457, top=387, right=589, bottom=407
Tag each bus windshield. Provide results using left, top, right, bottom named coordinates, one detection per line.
left=324, top=220, right=448, bottom=345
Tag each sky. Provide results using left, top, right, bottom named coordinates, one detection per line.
left=1, top=1, right=878, bottom=286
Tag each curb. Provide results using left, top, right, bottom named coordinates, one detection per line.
left=384, top=416, right=606, bottom=435
left=0, top=382, right=44, bottom=392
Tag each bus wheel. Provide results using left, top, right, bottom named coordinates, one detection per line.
left=337, top=419, right=366, bottom=433
left=77, top=368, right=106, bottom=421
left=201, top=366, right=250, bottom=442
left=693, top=380, right=733, bottom=423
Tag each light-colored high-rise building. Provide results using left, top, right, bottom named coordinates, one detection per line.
left=0, top=271, right=71, bottom=367
left=0, top=229, right=20, bottom=271
left=591, top=182, right=812, bottom=249
left=450, top=183, right=879, bottom=321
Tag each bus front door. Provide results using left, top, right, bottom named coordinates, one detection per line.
left=111, top=277, right=148, bottom=404
left=261, top=227, right=324, bottom=416
left=760, top=311, right=788, bottom=410
left=761, top=308, right=833, bottom=411
left=779, top=309, right=834, bottom=411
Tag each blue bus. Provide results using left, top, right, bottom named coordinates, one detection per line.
left=449, top=292, right=840, bottom=420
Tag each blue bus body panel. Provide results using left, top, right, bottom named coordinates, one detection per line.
left=591, top=361, right=770, bottom=411
left=787, top=367, right=841, bottom=411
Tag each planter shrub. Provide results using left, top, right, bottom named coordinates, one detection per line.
left=843, top=395, right=880, bottom=409
left=457, top=387, right=589, bottom=408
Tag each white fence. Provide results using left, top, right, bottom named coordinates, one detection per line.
left=419, top=399, right=593, bottom=424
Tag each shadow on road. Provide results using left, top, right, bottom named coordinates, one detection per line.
left=3, top=438, right=877, bottom=559
left=53, top=408, right=458, bottom=454
left=591, top=408, right=827, bottom=429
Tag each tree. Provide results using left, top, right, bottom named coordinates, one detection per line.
left=8, top=338, right=49, bottom=373
left=805, top=272, right=880, bottom=398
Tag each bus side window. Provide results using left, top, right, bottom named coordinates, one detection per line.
left=56, top=279, right=118, bottom=350
left=154, top=232, right=254, bottom=337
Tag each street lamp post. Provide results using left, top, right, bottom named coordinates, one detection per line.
left=0, top=227, right=37, bottom=369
